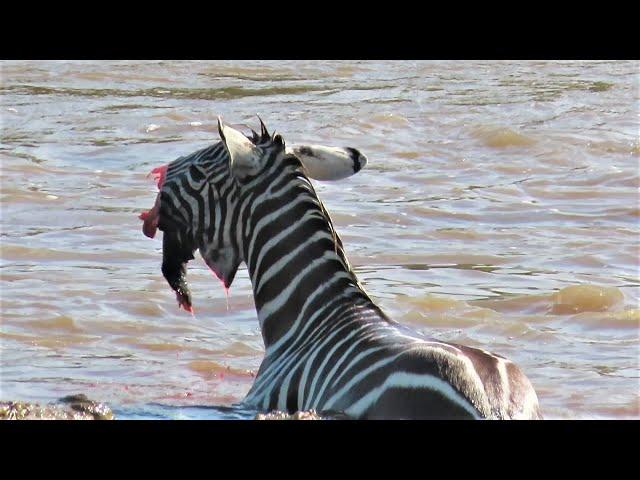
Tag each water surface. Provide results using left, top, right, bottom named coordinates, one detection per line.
left=1, top=61, right=638, bottom=419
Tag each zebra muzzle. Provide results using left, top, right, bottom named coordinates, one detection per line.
left=140, top=163, right=200, bottom=313
left=161, top=230, right=195, bottom=313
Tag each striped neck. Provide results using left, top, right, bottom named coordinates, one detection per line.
left=239, top=162, right=367, bottom=350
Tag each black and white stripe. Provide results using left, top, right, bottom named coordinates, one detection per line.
left=147, top=118, right=542, bottom=419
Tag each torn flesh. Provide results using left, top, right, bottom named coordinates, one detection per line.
left=139, top=192, right=161, bottom=238
left=139, top=164, right=168, bottom=239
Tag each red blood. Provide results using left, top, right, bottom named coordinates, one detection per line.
left=180, top=303, right=194, bottom=314
left=223, top=285, right=230, bottom=311
left=140, top=193, right=161, bottom=238
left=139, top=164, right=168, bottom=238
left=149, top=164, right=168, bottom=189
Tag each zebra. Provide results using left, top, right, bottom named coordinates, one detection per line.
left=140, top=117, right=542, bottom=419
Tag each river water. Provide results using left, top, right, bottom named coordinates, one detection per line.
left=1, top=60, right=638, bottom=419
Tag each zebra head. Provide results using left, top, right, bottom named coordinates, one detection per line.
left=142, top=117, right=367, bottom=312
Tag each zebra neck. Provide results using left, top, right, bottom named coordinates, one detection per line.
left=241, top=175, right=367, bottom=350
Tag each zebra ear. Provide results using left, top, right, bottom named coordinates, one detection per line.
left=257, top=114, right=270, bottom=140
left=288, top=144, right=368, bottom=181
left=218, top=117, right=262, bottom=180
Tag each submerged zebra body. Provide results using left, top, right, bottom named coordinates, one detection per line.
left=140, top=118, right=542, bottom=419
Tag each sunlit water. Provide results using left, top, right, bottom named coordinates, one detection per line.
left=1, top=61, right=638, bottom=420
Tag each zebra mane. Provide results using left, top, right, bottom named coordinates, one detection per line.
left=297, top=170, right=381, bottom=309
left=248, top=115, right=272, bottom=145
left=249, top=128, right=272, bottom=144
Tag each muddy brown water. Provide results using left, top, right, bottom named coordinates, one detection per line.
left=1, top=61, right=638, bottom=419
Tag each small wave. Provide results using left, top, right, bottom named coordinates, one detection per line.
left=27, top=315, right=85, bottom=333
left=550, top=285, right=625, bottom=314
left=470, top=125, right=536, bottom=148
